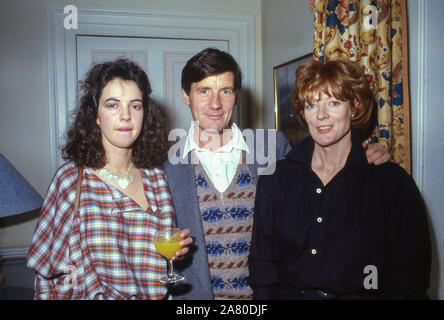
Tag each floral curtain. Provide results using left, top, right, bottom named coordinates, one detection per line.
left=311, top=0, right=411, bottom=173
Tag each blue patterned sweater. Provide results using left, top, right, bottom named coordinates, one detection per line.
left=195, top=162, right=256, bottom=300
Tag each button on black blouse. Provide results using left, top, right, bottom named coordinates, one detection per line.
left=248, top=131, right=431, bottom=299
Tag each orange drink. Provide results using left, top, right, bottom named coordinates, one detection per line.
left=154, top=227, right=185, bottom=283
left=154, top=237, right=181, bottom=260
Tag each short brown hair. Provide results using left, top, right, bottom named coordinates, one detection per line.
left=292, top=59, right=377, bottom=140
left=181, top=48, right=242, bottom=95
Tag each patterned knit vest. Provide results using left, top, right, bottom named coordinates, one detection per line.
left=195, top=160, right=256, bottom=300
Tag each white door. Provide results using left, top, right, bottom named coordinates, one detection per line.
left=76, top=36, right=229, bottom=131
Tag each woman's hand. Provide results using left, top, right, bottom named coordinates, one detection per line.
left=172, top=229, right=193, bottom=261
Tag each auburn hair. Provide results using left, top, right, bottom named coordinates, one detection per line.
left=292, top=59, right=377, bottom=140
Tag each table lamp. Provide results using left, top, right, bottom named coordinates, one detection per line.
left=0, top=153, right=43, bottom=287
left=0, top=154, right=43, bottom=218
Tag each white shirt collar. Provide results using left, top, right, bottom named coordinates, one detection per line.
left=183, top=122, right=249, bottom=158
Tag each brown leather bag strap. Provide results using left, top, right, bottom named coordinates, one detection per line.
left=73, top=167, right=83, bottom=215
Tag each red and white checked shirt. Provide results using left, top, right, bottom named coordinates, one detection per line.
left=26, top=162, right=175, bottom=300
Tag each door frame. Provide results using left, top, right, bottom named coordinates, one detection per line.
left=46, top=4, right=255, bottom=174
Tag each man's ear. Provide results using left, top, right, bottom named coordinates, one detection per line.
left=182, top=89, right=190, bottom=106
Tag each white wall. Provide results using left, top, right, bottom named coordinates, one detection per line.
left=260, top=0, right=313, bottom=129
left=408, top=0, right=444, bottom=300
left=0, top=0, right=262, bottom=248
left=0, top=0, right=51, bottom=247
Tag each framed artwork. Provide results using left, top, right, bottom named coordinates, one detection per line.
left=273, top=53, right=312, bottom=146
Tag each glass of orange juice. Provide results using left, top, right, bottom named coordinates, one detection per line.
left=154, top=227, right=185, bottom=283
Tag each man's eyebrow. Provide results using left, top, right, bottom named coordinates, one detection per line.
left=195, top=85, right=211, bottom=90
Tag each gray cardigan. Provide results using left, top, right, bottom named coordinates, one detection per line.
left=163, top=129, right=291, bottom=299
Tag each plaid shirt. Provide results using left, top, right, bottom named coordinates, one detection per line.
left=26, top=162, right=175, bottom=300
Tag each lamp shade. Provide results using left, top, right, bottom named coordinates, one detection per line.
left=0, top=154, right=43, bottom=217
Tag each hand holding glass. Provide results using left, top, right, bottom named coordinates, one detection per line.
left=154, top=228, right=185, bottom=283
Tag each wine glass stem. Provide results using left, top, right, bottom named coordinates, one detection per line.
left=168, top=258, right=174, bottom=279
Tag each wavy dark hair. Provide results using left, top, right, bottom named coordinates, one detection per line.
left=62, top=58, right=169, bottom=169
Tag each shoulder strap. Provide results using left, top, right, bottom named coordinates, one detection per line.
left=74, top=167, right=83, bottom=214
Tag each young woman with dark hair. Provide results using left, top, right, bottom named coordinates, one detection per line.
left=27, top=58, right=192, bottom=300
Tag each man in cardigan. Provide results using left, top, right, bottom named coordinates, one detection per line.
left=163, top=48, right=390, bottom=299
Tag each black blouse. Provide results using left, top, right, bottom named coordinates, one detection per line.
left=248, top=131, right=431, bottom=299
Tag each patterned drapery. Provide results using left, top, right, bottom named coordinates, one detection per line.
left=312, top=0, right=411, bottom=173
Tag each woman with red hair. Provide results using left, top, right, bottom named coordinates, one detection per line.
left=249, top=59, right=431, bottom=300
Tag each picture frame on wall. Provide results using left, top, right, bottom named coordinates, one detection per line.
left=273, top=53, right=312, bottom=146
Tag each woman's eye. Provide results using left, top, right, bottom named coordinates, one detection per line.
left=106, top=103, right=117, bottom=109
left=329, top=101, right=340, bottom=107
left=305, top=104, right=316, bottom=110
left=131, top=104, right=142, bottom=110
